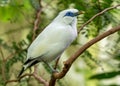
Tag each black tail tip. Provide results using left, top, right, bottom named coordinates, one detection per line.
left=17, top=67, right=25, bottom=78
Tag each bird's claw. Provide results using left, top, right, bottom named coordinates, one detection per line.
left=52, top=69, right=59, bottom=73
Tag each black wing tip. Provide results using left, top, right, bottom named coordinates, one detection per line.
left=17, top=57, right=40, bottom=78
left=17, top=67, right=25, bottom=78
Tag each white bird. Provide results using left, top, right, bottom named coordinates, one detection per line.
left=18, top=9, right=82, bottom=77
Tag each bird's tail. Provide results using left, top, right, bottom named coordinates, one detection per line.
left=17, top=64, right=29, bottom=78
left=17, top=66, right=26, bottom=78
left=17, top=58, right=39, bottom=78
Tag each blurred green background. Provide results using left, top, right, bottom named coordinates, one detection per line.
left=0, top=0, right=120, bottom=86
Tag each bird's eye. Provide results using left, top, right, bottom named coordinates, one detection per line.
left=65, top=12, right=74, bottom=17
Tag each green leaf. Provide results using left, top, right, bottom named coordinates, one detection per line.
left=90, top=71, right=120, bottom=80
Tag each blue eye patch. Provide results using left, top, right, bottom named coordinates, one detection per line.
left=64, top=11, right=75, bottom=17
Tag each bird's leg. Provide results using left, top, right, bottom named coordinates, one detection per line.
left=54, top=56, right=61, bottom=69
left=39, top=57, right=58, bottom=73
left=43, top=60, right=58, bottom=73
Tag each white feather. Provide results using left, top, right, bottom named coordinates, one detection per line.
left=27, top=9, right=78, bottom=62
left=23, top=9, right=79, bottom=70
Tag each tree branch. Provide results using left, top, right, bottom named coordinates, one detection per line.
left=6, top=67, right=49, bottom=86
left=32, top=8, right=42, bottom=41
left=33, top=65, right=49, bottom=86
left=5, top=0, right=49, bottom=86
left=5, top=73, right=33, bottom=84
left=5, top=3, right=120, bottom=86
left=49, top=25, right=120, bottom=85
left=32, top=0, right=42, bottom=41
left=56, top=25, right=120, bottom=78
left=78, top=4, right=120, bottom=33
left=49, top=4, right=120, bottom=86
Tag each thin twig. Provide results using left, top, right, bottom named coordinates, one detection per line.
left=5, top=73, right=33, bottom=85
left=6, top=70, right=48, bottom=86
left=0, top=46, right=5, bottom=61
left=32, top=8, right=42, bottom=41
left=33, top=65, right=49, bottom=86
left=33, top=73, right=49, bottom=86
left=5, top=52, right=17, bottom=62
left=49, top=57, right=60, bottom=86
left=31, top=0, right=49, bottom=85
left=0, top=46, right=6, bottom=82
left=78, top=4, right=120, bottom=33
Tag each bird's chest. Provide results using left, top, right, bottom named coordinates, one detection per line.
left=46, top=26, right=77, bottom=47
left=49, top=25, right=77, bottom=44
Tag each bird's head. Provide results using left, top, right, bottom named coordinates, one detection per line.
left=54, top=9, right=83, bottom=25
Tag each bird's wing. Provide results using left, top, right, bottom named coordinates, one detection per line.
left=26, top=22, right=75, bottom=61
left=27, top=33, right=51, bottom=59
left=27, top=23, right=64, bottom=59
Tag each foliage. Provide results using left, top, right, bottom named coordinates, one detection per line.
left=90, top=71, right=120, bottom=80
left=0, top=0, right=120, bottom=86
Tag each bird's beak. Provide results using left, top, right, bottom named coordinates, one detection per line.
left=79, top=11, right=85, bottom=14
left=74, top=11, right=85, bottom=16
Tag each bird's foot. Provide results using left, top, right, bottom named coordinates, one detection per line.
left=52, top=69, right=59, bottom=73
